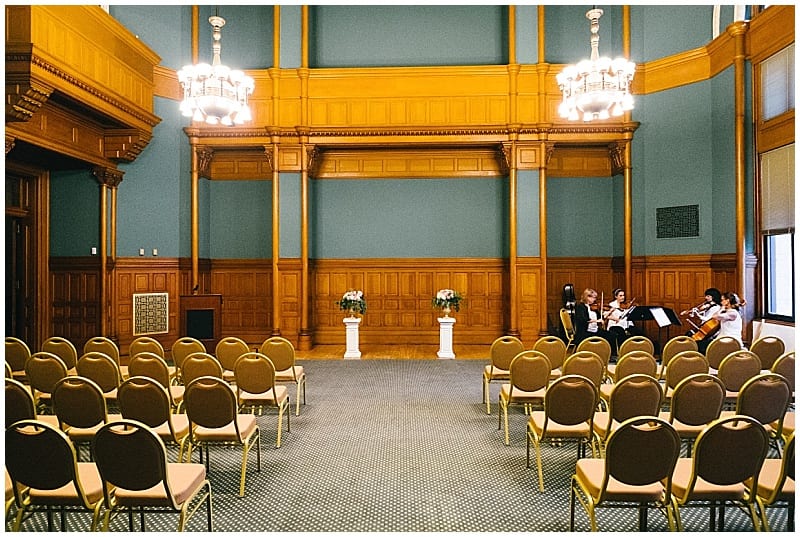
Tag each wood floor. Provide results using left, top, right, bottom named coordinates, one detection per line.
left=295, top=344, right=490, bottom=360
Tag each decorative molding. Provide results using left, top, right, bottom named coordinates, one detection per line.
left=608, top=141, right=626, bottom=176
left=196, top=147, right=214, bottom=177
left=5, top=71, right=53, bottom=122
left=92, top=166, right=124, bottom=187
left=306, top=146, right=320, bottom=176
left=104, top=129, right=152, bottom=162
left=6, top=135, right=16, bottom=155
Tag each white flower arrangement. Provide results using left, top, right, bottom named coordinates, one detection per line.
left=336, top=289, right=367, bottom=315
left=432, top=289, right=463, bottom=312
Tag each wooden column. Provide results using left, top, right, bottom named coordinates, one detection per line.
left=191, top=5, right=199, bottom=63
left=539, top=143, right=554, bottom=336
left=269, top=140, right=281, bottom=336
left=92, top=166, right=123, bottom=336
left=298, top=144, right=315, bottom=350
left=503, top=142, right=519, bottom=337
left=730, top=21, right=748, bottom=300
left=189, top=144, right=212, bottom=294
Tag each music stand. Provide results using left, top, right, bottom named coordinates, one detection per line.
left=627, top=306, right=682, bottom=354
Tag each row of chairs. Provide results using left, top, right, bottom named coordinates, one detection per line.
left=6, top=334, right=308, bottom=417
left=6, top=418, right=213, bottom=532
left=569, top=415, right=795, bottom=532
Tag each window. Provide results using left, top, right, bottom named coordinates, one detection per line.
left=760, top=144, right=795, bottom=322
left=761, top=43, right=795, bottom=121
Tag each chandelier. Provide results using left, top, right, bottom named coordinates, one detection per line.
left=556, top=8, right=635, bottom=122
left=178, top=14, right=254, bottom=126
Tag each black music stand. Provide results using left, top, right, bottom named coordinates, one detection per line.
left=627, top=306, right=682, bottom=355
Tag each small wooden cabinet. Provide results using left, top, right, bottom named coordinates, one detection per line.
left=179, top=294, right=222, bottom=349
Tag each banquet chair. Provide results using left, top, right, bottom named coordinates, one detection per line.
left=5, top=361, right=12, bottom=379
left=561, top=351, right=605, bottom=389
left=5, top=377, right=60, bottom=430
left=670, top=415, right=769, bottom=531
left=93, top=419, right=213, bottom=531
left=483, top=335, right=524, bottom=414
left=599, top=351, right=658, bottom=406
left=83, top=336, right=127, bottom=380
left=592, top=374, right=663, bottom=455
left=234, top=352, right=290, bottom=447
left=704, top=336, right=742, bottom=372
left=117, top=376, right=190, bottom=462
left=170, top=336, right=206, bottom=384
left=663, top=350, right=709, bottom=402
left=749, top=335, right=785, bottom=371
left=532, top=335, right=568, bottom=379
left=184, top=376, right=261, bottom=497
left=5, top=336, right=31, bottom=382
left=657, top=373, right=725, bottom=454
left=720, top=373, right=792, bottom=452
left=527, top=374, right=599, bottom=492
left=576, top=337, right=612, bottom=380
left=76, top=351, right=123, bottom=407
left=570, top=416, right=681, bottom=531
left=128, top=336, right=175, bottom=381
left=717, top=349, right=763, bottom=407
left=609, top=336, right=655, bottom=378
left=657, top=335, right=698, bottom=380
left=259, top=336, right=307, bottom=415
left=771, top=351, right=795, bottom=398
left=746, top=431, right=795, bottom=532
left=215, top=336, right=249, bottom=383
left=24, top=351, right=69, bottom=413
left=498, top=350, right=550, bottom=446
left=5, top=420, right=105, bottom=531
left=41, top=336, right=79, bottom=375
left=181, top=352, right=224, bottom=386
left=52, top=376, right=120, bottom=461
left=559, top=309, right=576, bottom=353
left=128, top=352, right=185, bottom=413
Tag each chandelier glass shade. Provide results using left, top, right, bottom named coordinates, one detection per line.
left=556, top=8, right=635, bottom=122
left=178, top=15, right=254, bottom=126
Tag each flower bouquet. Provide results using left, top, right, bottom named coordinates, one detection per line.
left=432, top=289, right=463, bottom=315
left=336, top=289, right=367, bottom=316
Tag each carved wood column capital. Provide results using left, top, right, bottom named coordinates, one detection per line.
left=6, top=135, right=16, bottom=155
left=306, top=146, right=320, bottom=176
left=92, top=166, right=124, bottom=187
left=544, top=142, right=556, bottom=165
left=609, top=141, right=627, bottom=176
left=497, top=143, right=511, bottom=175
left=196, top=146, right=214, bottom=177
left=262, top=145, right=274, bottom=172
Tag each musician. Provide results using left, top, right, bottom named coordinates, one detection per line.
left=700, top=291, right=744, bottom=352
left=573, top=288, right=617, bottom=352
left=604, top=288, right=644, bottom=345
left=681, top=287, right=722, bottom=342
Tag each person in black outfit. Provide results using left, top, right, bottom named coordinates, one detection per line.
left=573, top=287, right=618, bottom=355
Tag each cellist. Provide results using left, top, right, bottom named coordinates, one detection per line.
left=680, top=287, right=722, bottom=345
left=699, top=291, right=745, bottom=353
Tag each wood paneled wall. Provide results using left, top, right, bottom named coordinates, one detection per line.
left=49, top=253, right=742, bottom=354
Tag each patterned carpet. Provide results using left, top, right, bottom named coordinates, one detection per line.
left=10, top=359, right=790, bottom=532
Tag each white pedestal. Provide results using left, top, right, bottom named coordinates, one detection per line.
left=343, top=317, right=362, bottom=359
left=437, top=316, right=456, bottom=359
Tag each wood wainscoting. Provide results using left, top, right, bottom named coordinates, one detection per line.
left=48, top=253, right=742, bottom=356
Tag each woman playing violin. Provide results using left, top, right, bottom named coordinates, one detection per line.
left=681, top=287, right=722, bottom=344
left=604, top=288, right=644, bottom=345
left=573, top=288, right=617, bottom=352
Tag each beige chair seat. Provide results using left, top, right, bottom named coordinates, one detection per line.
left=65, top=414, right=122, bottom=443
left=27, top=462, right=104, bottom=506
left=575, top=459, right=665, bottom=502
left=151, top=414, right=190, bottom=443
left=499, top=384, right=546, bottom=404
left=657, top=411, right=706, bottom=438
left=749, top=459, right=795, bottom=502
left=529, top=412, right=590, bottom=439
left=193, top=414, right=258, bottom=443
left=112, top=463, right=206, bottom=507
left=484, top=365, right=509, bottom=380
left=238, top=385, right=289, bottom=407
left=275, top=365, right=304, bottom=382
left=671, top=458, right=746, bottom=500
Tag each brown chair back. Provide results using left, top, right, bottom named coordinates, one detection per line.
left=735, top=373, right=792, bottom=426
left=544, top=374, right=598, bottom=427
left=83, top=337, right=121, bottom=367
left=489, top=336, right=525, bottom=371
left=607, top=374, right=663, bottom=424
left=705, top=336, right=741, bottom=370
left=718, top=350, right=762, bottom=393
left=5, top=337, right=31, bottom=374
left=234, top=352, right=278, bottom=396
left=258, top=337, right=296, bottom=373
left=749, top=336, right=785, bottom=370
left=181, top=352, right=223, bottom=386
left=52, top=376, right=109, bottom=430
left=562, top=351, right=604, bottom=387
left=771, top=351, right=795, bottom=388
left=5, top=378, right=36, bottom=428
left=76, top=352, right=121, bottom=394
left=605, top=417, right=681, bottom=490
left=532, top=336, right=568, bottom=371
left=117, top=376, right=172, bottom=429
left=215, top=336, right=250, bottom=373
left=664, top=351, right=708, bottom=390
left=660, top=336, right=699, bottom=375
left=691, top=415, right=769, bottom=487
left=618, top=336, right=655, bottom=357
left=669, top=373, right=725, bottom=427
left=171, top=337, right=206, bottom=371
left=128, top=336, right=165, bottom=359
left=613, top=350, right=658, bottom=381
left=576, top=336, right=612, bottom=367
left=41, top=337, right=78, bottom=370
left=25, top=352, right=69, bottom=400
left=128, top=352, right=172, bottom=388
left=508, top=351, right=551, bottom=393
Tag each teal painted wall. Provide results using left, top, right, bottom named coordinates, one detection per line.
left=109, top=6, right=185, bottom=68
left=280, top=5, right=302, bottom=69
left=546, top=177, right=615, bottom=257
left=310, top=178, right=508, bottom=258
left=546, top=5, right=624, bottom=64
left=516, top=5, right=538, bottom=65
left=632, top=5, right=712, bottom=63
left=116, top=97, right=182, bottom=258
left=280, top=173, right=302, bottom=258
left=517, top=170, right=540, bottom=257
left=636, top=81, right=715, bottom=255
left=50, top=171, right=98, bottom=256
left=711, top=67, right=737, bottom=254
left=197, top=6, right=273, bottom=70
left=209, top=181, right=272, bottom=259
left=309, top=5, right=508, bottom=67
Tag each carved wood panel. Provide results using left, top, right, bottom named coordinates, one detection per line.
left=49, top=257, right=100, bottom=347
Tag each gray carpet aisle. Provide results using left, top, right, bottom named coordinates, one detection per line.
left=11, top=359, right=787, bottom=532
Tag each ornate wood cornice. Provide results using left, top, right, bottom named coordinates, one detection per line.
left=104, top=129, right=153, bottom=162
left=5, top=70, right=53, bottom=122
left=92, top=166, right=124, bottom=187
